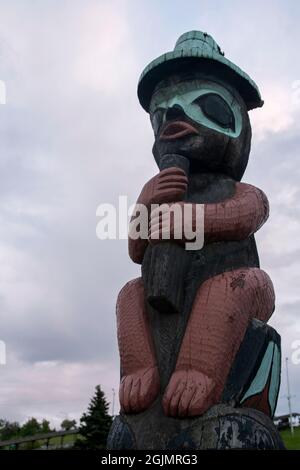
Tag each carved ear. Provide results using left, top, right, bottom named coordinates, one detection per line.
left=222, top=109, right=252, bottom=181
left=152, top=142, right=161, bottom=169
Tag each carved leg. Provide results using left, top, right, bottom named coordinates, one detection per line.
left=117, top=278, right=160, bottom=413
left=162, top=268, right=275, bottom=417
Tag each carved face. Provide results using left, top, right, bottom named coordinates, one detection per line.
left=150, top=75, right=252, bottom=180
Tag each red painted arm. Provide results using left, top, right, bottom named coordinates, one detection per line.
left=149, top=182, right=269, bottom=245
left=204, top=182, right=269, bottom=242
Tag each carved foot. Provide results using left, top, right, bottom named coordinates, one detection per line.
left=162, top=369, right=217, bottom=417
left=120, top=366, right=160, bottom=413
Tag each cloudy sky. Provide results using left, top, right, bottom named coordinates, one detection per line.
left=0, top=0, right=299, bottom=428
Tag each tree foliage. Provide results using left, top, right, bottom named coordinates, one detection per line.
left=0, top=417, right=54, bottom=441
left=74, top=385, right=112, bottom=450
left=0, top=420, right=21, bottom=441
left=61, top=418, right=77, bottom=431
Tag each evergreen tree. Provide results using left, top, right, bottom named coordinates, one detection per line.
left=75, top=385, right=112, bottom=450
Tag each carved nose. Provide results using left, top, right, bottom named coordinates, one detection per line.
left=165, top=104, right=185, bottom=121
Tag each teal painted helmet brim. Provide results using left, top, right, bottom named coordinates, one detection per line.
left=138, top=31, right=263, bottom=112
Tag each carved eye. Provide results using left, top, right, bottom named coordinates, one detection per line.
left=194, top=93, right=235, bottom=132
left=150, top=108, right=164, bottom=135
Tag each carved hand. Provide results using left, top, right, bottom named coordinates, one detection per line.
left=149, top=202, right=186, bottom=244
left=138, top=167, right=188, bottom=207
left=128, top=168, right=188, bottom=263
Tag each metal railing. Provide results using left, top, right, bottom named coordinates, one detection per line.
left=0, top=429, right=79, bottom=450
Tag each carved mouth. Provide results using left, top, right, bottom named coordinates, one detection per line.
left=159, top=120, right=198, bottom=141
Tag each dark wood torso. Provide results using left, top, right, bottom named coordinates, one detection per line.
left=142, top=172, right=260, bottom=390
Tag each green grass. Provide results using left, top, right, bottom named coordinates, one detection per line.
left=280, top=426, right=300, bottom=450
left=46, top=433, right=78, bottom=446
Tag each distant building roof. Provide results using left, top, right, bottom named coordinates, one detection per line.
left=274, top=413, right=300, bottom=420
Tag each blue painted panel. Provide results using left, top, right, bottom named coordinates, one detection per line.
left=269, top=344, right=281, bottom=416
left=241, top=342, right=274, bottom=403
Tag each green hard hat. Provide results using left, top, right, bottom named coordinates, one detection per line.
left=138, top=30, right=263, bottom=112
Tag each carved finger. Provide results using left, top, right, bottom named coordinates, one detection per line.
left=168, top=381, right=186, bottom=417
left=151, top=190, right=185, bottom=204
left=122, top=375, right=134, bottom=413
left=163, top=373, right=185, bottom=416
left=158, top=174, right=188, bottom=185
left=158, top=167, right=187, bottom=178
left=119, top=382, right=125, bottom=412
left=158, top=182, right=187, bottom=192
left=129, top=376, right=141, bottom=412
left=139, top=366, right=160, bottom=410
left=177, top=378, right=197, bottom=418
left=150, top=204, right=172, bottom=218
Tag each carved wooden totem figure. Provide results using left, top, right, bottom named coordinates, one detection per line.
left=108, top=31, right=284, bottom=450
